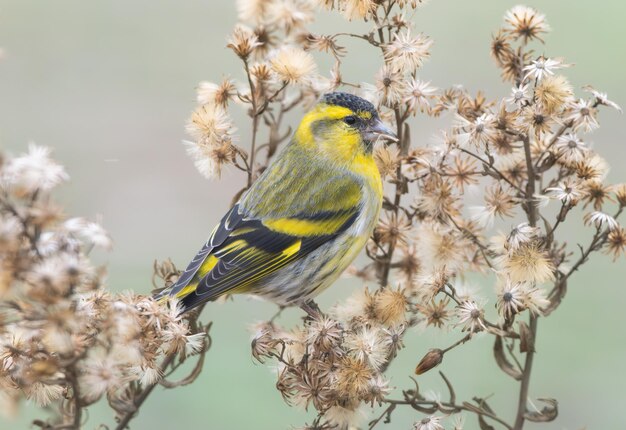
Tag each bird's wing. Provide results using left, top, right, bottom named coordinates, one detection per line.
left=166, top=177, right=363, bottom=312
left=163, top=204, right=244, bottom=299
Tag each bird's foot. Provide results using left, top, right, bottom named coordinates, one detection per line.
left=270, top=305, right=285, bottom=323
left=300, top=299, right=323, bottom=323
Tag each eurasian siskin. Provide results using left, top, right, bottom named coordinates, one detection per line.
left=157, top=92, right=397, bottom=314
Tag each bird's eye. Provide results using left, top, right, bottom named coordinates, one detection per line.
left=343, top=116, right=357, bottom=126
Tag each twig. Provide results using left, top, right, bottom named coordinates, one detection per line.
left=442, top=333, right=472, bottom=354
left=458, top=148, right=524, bottom=193
left=333, top=32, right=381, bottom=47
left=71, top=369, right=82, bottom=429
left=447, top=215, right=495, bottom=270
left=242, top=59, right=259, bottom=188
left=533, top=122, right=572, bottom=170
left=383, top=396, right=513, bottom=430
left=368, top=403, right=396, bottom=429
left=521, top=134, right=537, bottom=227
left=512, top=314, right=538, bottom=430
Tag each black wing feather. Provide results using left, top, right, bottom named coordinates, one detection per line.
left=178, top=210, right=359, bottom=312
left=162, top=205, right=244, bottom=299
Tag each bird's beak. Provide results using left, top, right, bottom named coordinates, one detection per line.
left=364, top=119, right=398, bottom=144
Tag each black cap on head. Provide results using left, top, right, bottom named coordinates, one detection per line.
left=321, top=92, right=377, bottom=116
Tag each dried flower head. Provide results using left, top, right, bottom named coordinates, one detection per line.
left=324, top=401, right=363, bottom=429
left=518, top=104, right=554, bottom=135
left=335, top=356, right=373, bottom=398
left=583, top=85, right=622, bottom=112
left=251, top=326, right=280, bottom=363
left=582, top=180, right=613, bottom=211
left=344, top=326, right=389, bottom=370
left=249, top=62, right=273, bottom=84
left=502, top=242, right=554, bottom=284
left=506, top=82, right=531, bottom=106
left=417, top=222, right=468, bottom=272
left=584, top=211, right=619, bottom=231
left=490, top=29, right=513, bottom=65
left=416, top=298, right=451, bottom=329
left=64, top=217, right=113, bottom=250
left=236, top=0, right=271, bottom=24
left=305, top=33, right=347, bottom=58
left=341, top=0, right=376, bottom=21
left=523, top=57, right=563, bottom=81
left=375, top=65, right=406, bottom=108
left=384, top=30, right=432, bottom=73
left=545, top=180, right=583, bottom=206
left=404, top=79, right=438, bottom=114
left=2, top=145, right=69, bottom=197
left=306, top=315, right=343, bottom=352
left=567, top=98, right=599, bottom=132
left=470, top=185, right=516, bottom=228
left=374, top=143, right=401, bottom=180
left=454, top=113, right=497, bottom=148
left=415, top=176, right=460, bottom=220
left=614, top=183, right=626, bottom=207
left=267, top=0, right=314, bottom=34
left=554, top=132, right=587, bottom=164
left=413, top=416, right=445, bottom=430
left=523, top=285, right=549, bottom=315
left=496, top=280, right=526, bottom=319
left=373, top=287, right=408, bottom=326
left=270, top=46, right=317, bottom=84
left=332, top=287, right=377, bottom=326
left=366, top=374, right=391, bottom=407
left=535, top=75, right=573, bottom=114
left=506, top=222, right=540, bottom=252
left=186, top=104, right=235, bottom=145
left=456, top=300, right=487, bottom=332
left=503, top=5, right=550, bottom=43
left=227, top=24, right=261, bottom=59
left=375, top=211, right=412, bottom=247
left=446, top=156, right=479, bottom=191
left=605, top=228, right=626, bottom=260
left=197, top=79, right=237, bottom=108
left=574, top=153, right=609, bottom=182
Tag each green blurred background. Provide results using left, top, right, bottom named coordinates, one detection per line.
left=1, top=1, right=625, bottom=428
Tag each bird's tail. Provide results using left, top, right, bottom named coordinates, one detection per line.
left=152, top=281, right=209, bottom=315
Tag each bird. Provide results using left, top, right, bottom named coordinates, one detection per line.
left=156, top=92, right=397, bottom=315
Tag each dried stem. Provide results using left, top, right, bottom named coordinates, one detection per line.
left=382, top=396, right=513, bottom=430
left=243, top=58, right=259, bottom=188
left=521, top=134, right=537, bottom=227
left=513, top=314, right=538, bottom=430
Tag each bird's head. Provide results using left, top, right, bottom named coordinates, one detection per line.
left=294, top=92, right=398, bottom=164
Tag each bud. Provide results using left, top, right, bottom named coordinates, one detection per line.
left=414, top=348, right=444, bottom=375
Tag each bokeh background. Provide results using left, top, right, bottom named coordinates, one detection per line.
left=1, top=1, right=625, bottom=428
